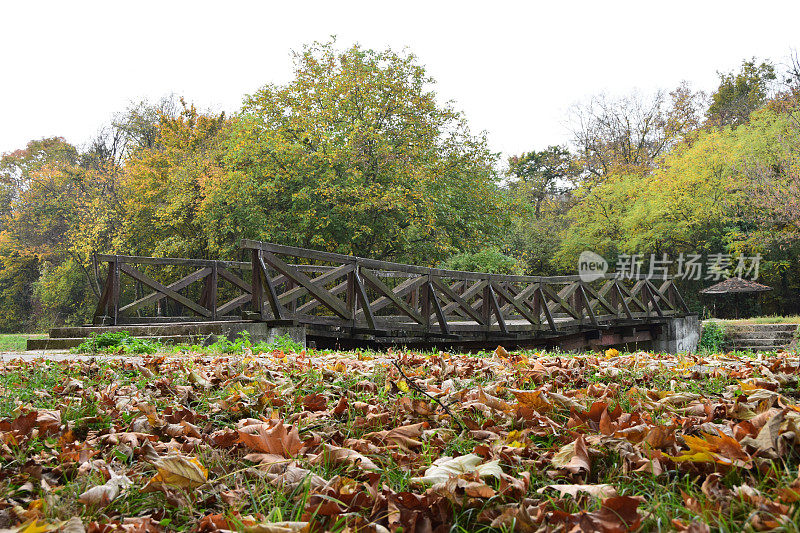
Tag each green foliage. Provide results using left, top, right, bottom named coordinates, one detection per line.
left=74, top=331, right=159, bottom=354
left=32, top=258, right=96, bottom=329
left=707, top=59, right=777, bottom=127
left=192, top=331, right=253, bottom=355
left=255, top=334, right=305, bottom=353
left=219, top=40, right=506, bottom=263
left=440, top=248, right=521, bottom=275
left=0, top=250, right=38, bottom=332
left=698, top=321, right=727, bottom=353
left=174, top=331, right=304, bottom=355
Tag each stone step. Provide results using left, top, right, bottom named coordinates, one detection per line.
left=726, top=337, right=792, bottom=347
left=26, top=334, right=211, bottom=351
left=726, top=331, right=795, bottom=341
left=725, top=324, right=798, bottom=333
left=727, top=345, right=792, bottom=352
left=49, top=321, right=251, bottom=339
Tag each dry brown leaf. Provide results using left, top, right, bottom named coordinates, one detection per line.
left=310, top=443, right=379, bottom=471
left=237, top=419, right=303, bottom=457
left=538, top=483, right=618, bottom=499
left=142, top=454, right=208, bottom=491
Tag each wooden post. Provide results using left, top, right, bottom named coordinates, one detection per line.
left=251, top=249, right=263, bottom=318
left=210, top=263, right=218, bottom=319
left=421, top=275, right=431, bottom=332
left=482, top=280, right=492, bottom=332
left=346, top=270, right=355, bottom=313
left=111, top=258, right=120, bottom=325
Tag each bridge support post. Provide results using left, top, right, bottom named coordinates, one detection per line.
left=652, top=315, right=700, bottom=353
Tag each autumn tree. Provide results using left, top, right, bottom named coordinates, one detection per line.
left=570, top=84, right=706, bottom=180
left=706, top=59, right=776, bottom=127
left=216, top=40, right=506, bottom=263
left=119, top=99, right=227, bottom=259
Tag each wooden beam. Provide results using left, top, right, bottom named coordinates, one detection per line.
left=488, top=284, right=508, bottom=334
left=120, top=267, right=211, bottom=314
left=579, top=285, right=598, bottom=325
left=431, top=277, right=485, bottom=325
left=216, top=294, right=251, bottom=316
left=427, top=282, right=450, bottom=335
left=356, top=275, right=426, bottom=317
left=538, top=287, right=558, bottom=332
left=361, top=269, right=424, bottom=325
left=614, top=282, right=633, bottom=319
left=296, top=280, right=348, bottom=315
left=251, top=251, right=263, bottom=317
left=119, top=264, right=211, bottom=317
left=540, top=283, right=581, bottom=320
left=581, top=283, right=618, bottom=316
left=261, top=251, right=351, bottom=320
left=258, top=254, right=285, bottom=320
left=492, top=282, right=539, bottom=325
left=278, top=262, right=354, bottom=307
left=354, top=270, right=376, bottom=330
left=218, top=267, right=252, bottom=294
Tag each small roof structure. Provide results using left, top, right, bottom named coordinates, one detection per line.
left=700, top=277, right=772, bottom=295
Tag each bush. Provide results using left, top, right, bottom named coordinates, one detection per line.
left=440, top=248, right=522, bottom=275
left=74, top=331, right=160, bottom=354
left=698, top=321, right=726, bottom=353
left=253, top=334, right=304, bottom=353
left=174, top=331, right=304, bottom=354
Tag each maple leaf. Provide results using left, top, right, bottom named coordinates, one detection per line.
left=508, top=388, right=552, bottom=412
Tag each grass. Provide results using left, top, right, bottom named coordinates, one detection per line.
left=0, top=333, right=45, bottom=352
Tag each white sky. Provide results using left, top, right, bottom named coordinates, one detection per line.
left=1, top=0, right=799, bottom=159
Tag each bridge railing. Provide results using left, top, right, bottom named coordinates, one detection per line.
left=92, top=245, right=690, bottom=331
left=92, top=254, right=257, bottom=325
left=241, top=240, right=690, bottom=335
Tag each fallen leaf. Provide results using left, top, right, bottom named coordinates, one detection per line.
left=538, top=483, right=618, bottom=499
left=410, top=454, right=502, bottom=484
left=237, top=419, right=303, bottom=457
left=143, top=454, right=208, bottom=491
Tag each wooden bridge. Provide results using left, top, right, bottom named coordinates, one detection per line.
left=61, top=240, right=696, bottom=352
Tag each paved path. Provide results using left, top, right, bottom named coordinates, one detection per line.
left=0, top=350, right=121, bottom=362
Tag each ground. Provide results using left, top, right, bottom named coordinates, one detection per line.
left=1, top=345, right=800, bottom=532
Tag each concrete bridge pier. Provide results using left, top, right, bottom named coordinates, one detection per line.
left=652, top=315, right=700, bottom=354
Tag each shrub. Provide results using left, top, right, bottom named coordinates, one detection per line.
left=74, top=330, right=160, bottom=354
left=254, top=334, right=304, bottom=353
left=440, top=248, right=522, bottom=275
left=698, top=321, right=726, bottom=353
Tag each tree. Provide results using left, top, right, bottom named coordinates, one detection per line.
left=569, top=85, right=705, bottom=180
left=506, top=146, right=574, bottom=218
left=218, top=40, right=506, bottom=263
left=706, top=59, right=776, bottom=127
left=119, top=99, right=227, bottom=259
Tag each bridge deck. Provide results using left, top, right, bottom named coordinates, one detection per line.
left=87, top=240, right=690, bottom=349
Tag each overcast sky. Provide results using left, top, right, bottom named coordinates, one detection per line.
left=1, top=0, right=799, bottom=159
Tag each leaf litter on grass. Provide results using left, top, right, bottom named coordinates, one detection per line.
left=1, top=348, right=800, bottom=531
